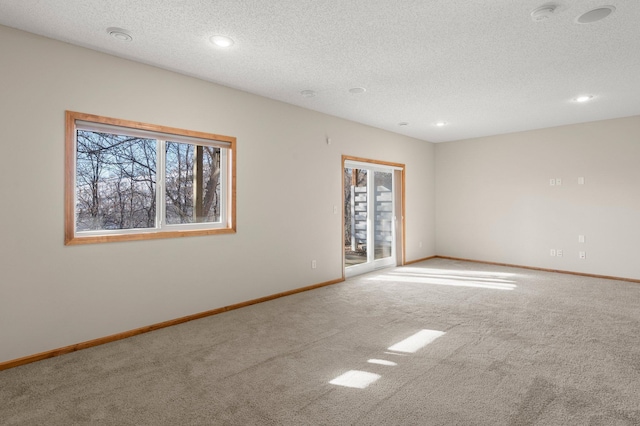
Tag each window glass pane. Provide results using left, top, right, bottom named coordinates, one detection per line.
left=75, top=130, right=157, bottom=231
left=345, top=168, right=368, bottom=267
left=165, top=142, right=221, bottom=224
left=374, top=171, right=393, bottom=260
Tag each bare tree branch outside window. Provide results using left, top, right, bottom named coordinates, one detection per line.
left=76, top=131, right=156, bottom=231
left=165, top=142, right=221, bottom=224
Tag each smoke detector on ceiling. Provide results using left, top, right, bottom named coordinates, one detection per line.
left=531, top=4, right=559, bottom=22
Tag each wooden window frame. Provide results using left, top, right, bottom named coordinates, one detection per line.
left=65, top=111, right=236, bottom=245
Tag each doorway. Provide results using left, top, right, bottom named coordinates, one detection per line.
left=343, top=157, right=404, bottom=277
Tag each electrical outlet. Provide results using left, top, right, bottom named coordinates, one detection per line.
left=550, top=249, right=556, bottom=256
left=555, top=178, right=562, bottom=186
left=311, top=260, right=317, bottom=269
left=549, top=178, right=556, bottom=186
left=579, top=251, right=586, bottom=259
left=557, top=249, right=563, bottom=257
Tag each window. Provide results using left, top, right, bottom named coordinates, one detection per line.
left=65, top=111, right=236, bottom=245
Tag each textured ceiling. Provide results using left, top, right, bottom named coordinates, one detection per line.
left=1, top=0, right=639, bottom=142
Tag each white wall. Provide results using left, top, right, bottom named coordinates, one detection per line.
left=0, top=25, right=436, bottom=363
left=436, top=115, right=640, bottom=280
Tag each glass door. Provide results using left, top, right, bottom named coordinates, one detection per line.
left=344, top=163, right=396, bottom=277
left=373, top=170, right=394, bottom=267
left=344, top=167, right=368, bottom=269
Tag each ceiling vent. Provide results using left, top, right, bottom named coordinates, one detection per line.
left=106, top=27, right=132, bottom=42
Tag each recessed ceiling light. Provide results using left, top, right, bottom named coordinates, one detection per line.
left=577, top=6, right=615, bottom=24
left=435, top=121, right=447, bottom=127
left=107, top=27, right=133, bottom=42
left=398, top=122, right=409, bottom=126
left=530, top=4, right=559, bottom=22
left=349, top=87, right=366, bottom=94
left=210, top=35, right=234, bottom=48
left=574, top=95, right=594, bottom=103
left=300, top=90, right=316, bottom=98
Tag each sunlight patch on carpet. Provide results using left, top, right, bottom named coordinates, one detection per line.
left=388, top=329, right=446, bottom=353
left=369, top=273, right=517, bottom=290
left=400, top=267, right=517, bottom=278
left=368, top=359, right=397, bottom=366
left=389, top=271, right=517, bottom=284
left=330, top=370, right=381, bottom=389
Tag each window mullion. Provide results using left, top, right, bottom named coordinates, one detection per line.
left=220, top=148, right=227, bottom=226
left=367, top=171, right=374, bottom=264
left=157, top=139, right=166, bottom=229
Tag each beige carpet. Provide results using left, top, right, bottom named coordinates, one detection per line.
left=1, top=258, right=639, bottom=425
